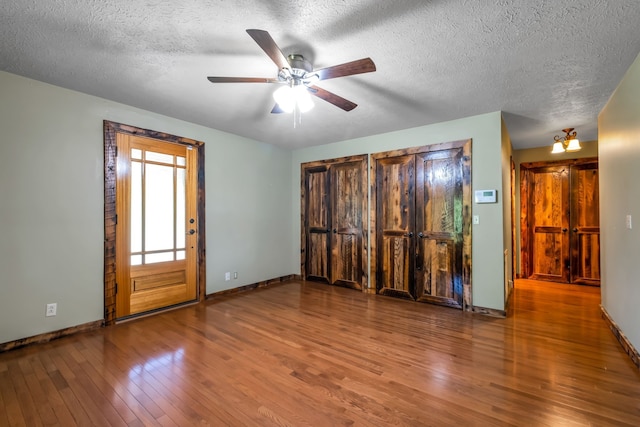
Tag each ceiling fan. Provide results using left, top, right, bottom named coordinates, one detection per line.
left=207, top=29, right=376, bottom=113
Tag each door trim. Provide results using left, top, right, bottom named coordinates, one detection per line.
left=103, top=121, right=206, bottom=326
left=519, top=157, right=597, bottom=280
left=370, top=139, right=472, bottom=310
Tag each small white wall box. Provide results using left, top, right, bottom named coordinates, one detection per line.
left=475, top=189, right=497, bottom=203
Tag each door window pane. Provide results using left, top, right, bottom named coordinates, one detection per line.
left=176, top=168, right=186, bottom=248
left=131, top=162, right=142, bottom=253
left=145, top=163, right=174, bottom=251
left=146, top=151, right=174, bottom=165
left=146, top=252, right=175, bottom=264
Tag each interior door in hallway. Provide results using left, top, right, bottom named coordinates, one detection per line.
left=528, top=165, right=571, bottom=283
left=115, top=134, right=198, bottom=318
left=570, top=162, right=600, bottom=285
left=302, top=155, right=367, bottom=290
left=521, top=159, right=600, bottom=285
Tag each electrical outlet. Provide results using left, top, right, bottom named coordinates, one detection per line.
left=473, top=215, right=480, bottom=225
left=626, top=214, right=632, bottom=230
left=225, top=272, right=231, bottom=281
left=46, top=303, right=57, bottom=317
left=233, top=272, right=238, bottom=280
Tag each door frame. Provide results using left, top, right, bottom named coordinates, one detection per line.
left=103, top=121, right=206, bottom=325
left=519, top=157, right=597, bottom=280
left=300, top=154, right=368, bottom=291
left=370, top=139, right=472, bottom=309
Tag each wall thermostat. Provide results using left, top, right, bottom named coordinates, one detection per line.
left=475, top=189, right=497, bottom=203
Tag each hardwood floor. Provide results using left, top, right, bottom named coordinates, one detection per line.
left=1, top=279, right=639, bottom=426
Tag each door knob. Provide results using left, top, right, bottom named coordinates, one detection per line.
left=406, top=232, right=413, bottom=237
left=562, top=228, right=568, bottom=232
left=333, top=229, right=337, bottom=234
left=418, top=232, right=424, bottom=238
left=572, top=228, right=578, bottom=233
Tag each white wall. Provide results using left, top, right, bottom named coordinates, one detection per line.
left=598, top=53, right=640, bottom=351
left=291, top=112, right=507, bottom=310
left=0, top=71, right=293, bottom=344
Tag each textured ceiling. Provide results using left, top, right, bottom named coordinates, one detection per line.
left=1, top=0, right=639, bottom=150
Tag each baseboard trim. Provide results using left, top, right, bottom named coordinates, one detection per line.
left=206, top=274, right=302, bottom=299
left=472, top=305, right=507, bottom=318
left=600, top=305, right=640, bottom=370
left=0, top=319, right=104, bottom=353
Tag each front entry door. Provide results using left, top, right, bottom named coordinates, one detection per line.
left=115, top=134, right=198, bottom=318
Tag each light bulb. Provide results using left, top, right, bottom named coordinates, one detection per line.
left=551, top=142, right=565, bottom=154
left=273, top=86, right=295, bottom=112
left=565, top=138, right=581, bottom=152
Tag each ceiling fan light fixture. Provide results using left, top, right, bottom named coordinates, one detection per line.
left=273, top=85, right=314, bottom=113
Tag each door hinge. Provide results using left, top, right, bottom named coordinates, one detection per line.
left=115, top=283, right=118, bottom=294
left=115, top=214, right=118, bottom=225
left=114, top=146, right=118, bottom=157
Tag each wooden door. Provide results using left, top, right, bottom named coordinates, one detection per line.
left=570, top=163, right=600, bottom=285
left=528, top=165, right=570, bottom=283
left=375, top=155, right=416, bottom=300
left=301, top=155, right=367, bottom=290
left=414, top=148, right=464, bottom=308
left=304, top=166, right=331, bottom=284
left=115, top=134, right=198, bottom=318
left=330, top=161, right=364, bottom=289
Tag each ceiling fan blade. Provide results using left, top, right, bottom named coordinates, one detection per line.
left=308, top=86, right=357, bottom=111
left=314, top=58, right=376, bottom=81
left=246, top=29, right=290, bottom=70
left=207, top=76, right=279, bottom=83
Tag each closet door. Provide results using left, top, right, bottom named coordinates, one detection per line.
left=415, top=148, right=464, bottom=308
left=570, top=163, right=600, bottom=285
left=304, top=166, right=331, bottom=283
left=331, top=161, right=364, bottom=289
left=375, top=155, right=416, bottom=299
left=301, top=155, right=367, bottom=290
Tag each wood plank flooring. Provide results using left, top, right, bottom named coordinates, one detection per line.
left=1, top=279, right=639, bottom=426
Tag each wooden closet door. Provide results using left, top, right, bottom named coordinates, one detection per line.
left=415, top=148, right=464, bottom=308
left=331, top=161, right=364, bottom=289
left=570, top=163, right=600, bottom=285
left=375, top=155, right=415, bottom=299
left=529, top=166, right=570, bottom=283
left=304, top=166, right=331, bottom=283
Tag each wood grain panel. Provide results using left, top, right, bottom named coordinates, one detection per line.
left=415, top=149, right=463, bottom=308
left=375, top=155, right=415, bottom=298
left=521, top=158, right=599, bottom=286
left=571, top=163, right=600, bottom=285
left=307, top=233, right=329, bottom=281
left=331, top=161, right=364, bottom=289
left=132, top=270, right=186, bottom=292
left=370, top=140, right=471, bottom=309
left=529, top=165, right=570, bottom=282
left=301, top=156, right=367, bottom=290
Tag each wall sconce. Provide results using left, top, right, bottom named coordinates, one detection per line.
left=551, top=128, right=582, bottom=153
